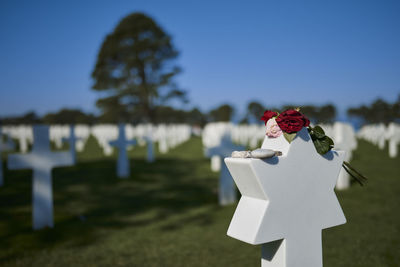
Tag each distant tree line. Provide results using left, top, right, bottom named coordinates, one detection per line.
left=0, top=102, right=333, bottom=126
left=2, top=13, right=397, bottom=127
left=2, top=98, right=399, bottom=126
left=241, top=101, right=337, bottom=124
left=0, top=107, right=205, bottom=126
left=0, top=109, right=97, bottom=125
left=0, top=111, right=43, bottom=125
left=347, top=96, right=400, bottom=125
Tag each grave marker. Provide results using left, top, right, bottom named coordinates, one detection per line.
left=145, top=131, right=155, bottom=163
left=109, top=124, right=136, bottom=178
left=7, top=125, right=73, bottom=230
left=225, top=128, right=346, bottom=266
left=207, top=134, right=245, bottom=205
left=0, top=127, right=15, bottom=186
left=62, top=125, right=80, bottom=164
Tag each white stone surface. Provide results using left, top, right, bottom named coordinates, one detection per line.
left=333, top=123, right=357, bottom=190
left=207, top=134, right=245, bottom=205
left=91, top=124, right=119, bottom=155
left=7, top=125, right=73, bottom=230
left=145, top=127, right=155, bottom=163
left=202, top=122, right=266, bottom=153
left=357, top=123, right=387, bottom=149
left=109, top=124, right=136, bottom=178
left=210, top=155, right=221, bottom=172
left=321, top=122, right=357, bottom=190
left=357, top=123, right=400, bottom=158
left=386, top=123, right=400, bottom=158
left=225, top=128, right=346, bottom=267
left=261, top=134, right=290, bottom=156
left=74, top=125, right=91, bottom=152
left=62, top=125, right=79, bottom=164
left=250, top=149, right=276, bottom=159
left=0, top=127, right=15, bottom=186
left=2, top=125, right=32, bottom=152
left=146, top=137, right=155, bottom=163
left=49, top=125, right=69, bottom=149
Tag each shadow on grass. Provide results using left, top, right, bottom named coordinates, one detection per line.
left=0, top=155, right=219, bottom=263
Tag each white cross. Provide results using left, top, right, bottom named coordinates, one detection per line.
left=62, top=125, right=81, bottom=164
left=207, top=134, right=245, bottom=205
left=0, top=127, right=15, bottom=186
left=109, top=124, right=136, bottom=178
left=7, top=125, right=73, bottom=230
left=159, top=138, right=169, bottom=154
left=145, top=134, right=155, bottom=163
left=225, top=128, right=346, bottom=267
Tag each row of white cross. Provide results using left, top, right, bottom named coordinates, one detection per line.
left=2, top=124, right=192, bottom=156
left=357, top=122, right=400, bottom=158
left=202, top=122, right=363, bottom=266
left=202, top=121, right=361, bottom=206
left=3, top=121, right=393, bottom=266
left=226, top=128, right=347, bottom=267
left=0, top=124, right=192, bottom=230
left=5, top=125, right=74, bottom=230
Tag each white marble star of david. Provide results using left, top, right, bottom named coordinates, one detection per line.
left=224, top=128, right=346, bottom=267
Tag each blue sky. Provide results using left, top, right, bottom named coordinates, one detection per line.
left=0, top=0, right=399, bottom=119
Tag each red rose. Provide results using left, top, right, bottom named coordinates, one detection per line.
left=275, top=109, right=310, bottom=133
left=261, top=110, right=278, bottom=125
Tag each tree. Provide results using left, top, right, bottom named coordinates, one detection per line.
left=282, top=104, right=336, bottom=124
left=295, top=105, right=317, bottom=123
left=42, top=109, right=97, bottom=124
left=246, top=101, right=265, bottom=123
left=348, top=97, right=399, bottom=125
left=315, top=104, right=336, bottom=123
left=91, top=13, right=186, bottom=123
left=185, top=108, right=207, bottom=126
left=208, top=104, right=234, bottom=122
left=0, top=111, right=41, bottom=125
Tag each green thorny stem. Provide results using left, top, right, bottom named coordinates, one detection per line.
left=342, top=161, right=368, bottom=186
left=307, top=125, right=368, bottom=186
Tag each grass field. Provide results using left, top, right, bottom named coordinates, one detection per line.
left=0, top=137, right=399, bottom=266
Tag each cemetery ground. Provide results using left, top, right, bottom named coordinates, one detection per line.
left=0, top=137, right=399, bottom=267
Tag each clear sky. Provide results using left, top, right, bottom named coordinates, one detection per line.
left=0, top=0, right=399, bottom=119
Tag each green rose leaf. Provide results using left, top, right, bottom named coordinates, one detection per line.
left=308, top=125, right=335, bottom=155
left=312, top=126, right=326, bottom=139
left=313, top=136, right=332, bottom=155
left=327, top=136, right=334, bottom=147
left=283, top=132, right=297, bottom=143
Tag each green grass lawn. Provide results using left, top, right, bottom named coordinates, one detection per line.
left=0, top=137, right=399, bottom=266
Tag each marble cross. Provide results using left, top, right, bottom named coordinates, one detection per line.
left=388, top=138, right=399, bottom=158
left=207, top=134, right=245, bottom=205
left=387, top=123, right=400, bottom=158
left=109, top=124, right=136, bottom=178
left=225, top=128, right=346, bottom=267
left=210, top=155, right=221, bottom=172
left=62, top=125, right=81, bottom=164
left=332, top=123, right=357, bottom=190
left=145, top=134, right=155, bottom=163
left=0, top=127, right=15, bottom=186
left=17, top=126, right=31, bottom=153
left=158, top=138, right=169, bottom=154
left=7, top=125, right=73, bottom=230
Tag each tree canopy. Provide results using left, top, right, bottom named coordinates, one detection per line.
left=281, top=104, right=336, bottom=124
left=0, top=111, right=41, bottom=125
left=42, top=109, right=97, bottom=124
left=246, top=101, right=265, bottom=123
left=348, top=96, right=400, bottom=125
left=91, top=12, right=186, bottom=123
left=208, top=104, right=234, bottom=122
